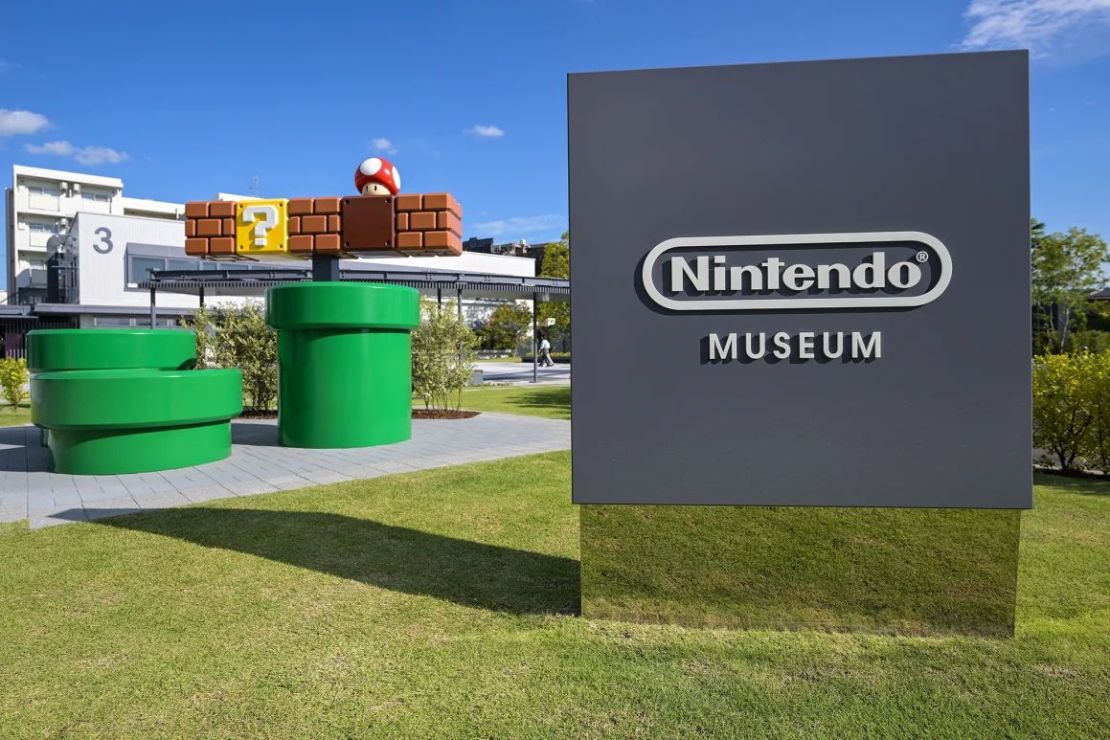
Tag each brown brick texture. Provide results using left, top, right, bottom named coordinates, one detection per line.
left=392, top=192, right=463, bottom=256
left=184, top=200, right=237, bottom=257
left=185, top=192, right=462, bottom=259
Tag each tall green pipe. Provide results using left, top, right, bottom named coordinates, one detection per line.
left=266, top=282, right=420, bottom=448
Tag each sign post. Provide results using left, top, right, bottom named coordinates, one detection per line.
left=569, top=51, right=1030, bottom=634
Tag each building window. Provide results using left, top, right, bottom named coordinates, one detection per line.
left=126, top=255, right=205, bottom=284
left=84, top=191, right=111, bottom=203
left=128, top=257, right=165, bottom=283
left=93, top=317, right=136, bottom=328
left=27, top=222, right=57, bottom=234
left=92, top=317, right=178, bottom=328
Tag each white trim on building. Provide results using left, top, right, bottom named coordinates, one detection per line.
left=5, top=165, right=183, bottom=303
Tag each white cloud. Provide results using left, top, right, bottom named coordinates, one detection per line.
left=25, top=140, right=129, bottom=165
left=962, top=0, right=1110, bottom=58
left=372, top=137, right=397, bottom=155
left=0, top=109, right=49, bottom=138
left=472, top=214, right=563, bottom=237
left=465, top=124, right=505, bottom=138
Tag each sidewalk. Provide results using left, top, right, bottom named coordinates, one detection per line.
left=475, top=360, right=570, bottom=385
left=0, top=413, right=572, bottom=529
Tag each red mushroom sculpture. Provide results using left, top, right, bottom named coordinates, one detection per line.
left=355, top=157, right=401, bottom=196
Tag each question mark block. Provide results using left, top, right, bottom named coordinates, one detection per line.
left=235, top=199, right=289, bottom=255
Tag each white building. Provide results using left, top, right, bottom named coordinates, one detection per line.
left=51, top=209, right=535, bottom=328
left=2, top=164, right=548, bottom=350
left=4, top=165, right=184, bottom=304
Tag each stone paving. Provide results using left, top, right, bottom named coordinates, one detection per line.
left=475, top=361, right=570, bottom=385
left=0, top=413, right=571, bottom=529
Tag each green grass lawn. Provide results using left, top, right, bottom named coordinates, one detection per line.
left=459, top=384, right=570, bottom=420
left=0, top=457, right=1106, bottom=737
left=0, top=404, right=31, bottom=427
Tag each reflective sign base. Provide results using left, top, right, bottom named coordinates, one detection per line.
left=580, top=505, right=1021, bottom=636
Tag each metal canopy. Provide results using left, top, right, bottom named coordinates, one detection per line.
left=140, top=266, right=571, bottom=302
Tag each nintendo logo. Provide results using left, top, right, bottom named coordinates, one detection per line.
left=641, top=231, right=953, bottom=312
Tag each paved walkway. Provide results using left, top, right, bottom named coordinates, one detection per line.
left=0, top=413, right=571, bottom=529
left=475, top=361, right=570, bottom=385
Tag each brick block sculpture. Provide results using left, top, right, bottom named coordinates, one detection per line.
left=393, top=192, right=463, bottom=255
left=185, top=192, right=462, bottom=260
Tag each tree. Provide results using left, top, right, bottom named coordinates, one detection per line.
left=537, top=231, right=570, bottom=350
left=412, top=299, right=477, bottom=412
left=1033, top=352, right=1096, bottom=472
left=1031, top=222, right=1109, bottom=354
left=0, top=358, right=29, bottom=410
left=182, top=303, right=277, bottom=411
left=476, top=302, right=533, bottom=351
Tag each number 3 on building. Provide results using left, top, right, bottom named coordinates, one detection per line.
left=93, top=227, right=113, bottom=254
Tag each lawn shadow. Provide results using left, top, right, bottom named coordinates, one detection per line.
left=506, top=387, right=571, bottom=418
left=76, top=506, right=580, bottom=616
left=1033, top=471, right=1110, bottom=496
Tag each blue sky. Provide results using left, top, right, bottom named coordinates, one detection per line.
left=1, top=0, right=1109, bottom=283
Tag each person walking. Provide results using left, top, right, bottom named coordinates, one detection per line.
left=539, top=335, right=554, bottom=367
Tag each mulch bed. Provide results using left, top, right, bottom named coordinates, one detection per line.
left=241, top=409, right=480, bottom=420
left=412, top=409, right=480, bottom=420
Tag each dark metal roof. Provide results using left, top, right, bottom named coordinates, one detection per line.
left=1091, top=287, right=1110, bottom=300
left=141, top=266, right=570, bottom=301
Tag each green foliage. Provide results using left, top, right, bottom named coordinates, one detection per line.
left=0, top=357, right=29, bottom=409
left=474, top=302, right=532, bottom=351
left=1031, top=221, right=1109, bottom=354
left=1031, top=351, right=1110, bottom=473
left=1067, top=329, right=1110, bottom=354
left=538, top=233, right=569, bottom=278
left=537, top=231, right=570, bottom=349
left=411, top=298, right=477, bottom=412
left=182, top=303, right=277, bottom=411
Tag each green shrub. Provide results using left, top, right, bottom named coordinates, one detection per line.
left=1031, top=351, right=1110, bottom=473
left=1068, top=329, right=1110, bottom=354
left=182, top=303, right=277, bottom=411
left=0, top=357, right=29, bottom=409
left=412, top=299, right=477, bottom=412
left=1082, top=353, right=1110, bottom=475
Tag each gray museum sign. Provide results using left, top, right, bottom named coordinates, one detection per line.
left=569, top=51, right=1031, bottom=508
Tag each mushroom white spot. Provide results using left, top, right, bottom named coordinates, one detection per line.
left=359, top=157, right=382, bottom=175
left=393, top=167, right=401, bottom=190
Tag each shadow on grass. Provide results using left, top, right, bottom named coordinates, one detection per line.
left=1033, top=470, right=1110, bottom=496
left=74, top=507, right=580, bottom=616
left=505, top=387, right=571, bottom=417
